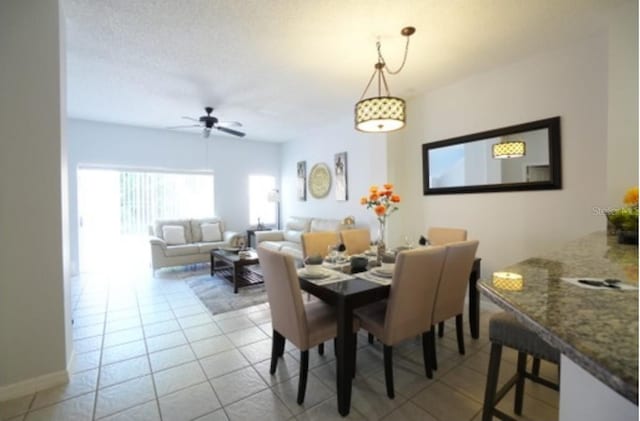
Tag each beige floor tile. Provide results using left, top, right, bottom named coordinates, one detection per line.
left=200, top=349, right=250, bottom=379
left=23, top=392, right=94, bottom=421
left=153, top=361, right=206, bottom=397
left=225, top=388, right=292, bottom=421
left=31, top=369, right=98, bottom=410
left=101, top=340, right=147, bottom=366
left=73, top=323, right=104, bottom=340
left=94, top=375, right=155, bottom=419
left=271, top=372, right=334, bottom=415
left=141, top=310, right=175, bottom=326
left=209, top=366, right=268, bottom=405
left=173, top=305, right=207, bottom=318
left=193, top=408, right=229, bottom=421
left=412, top=381, right=482, bottom=421
left=99, top=400, right=160, bottom=421
left=366, top=361, right=434, bottom=399
left=255, top=353, right=302, bottom=386
left=237, top=338, right=273, bottom=364
left=183, top=323, right=223, bottom=342
left=70, top=350, right=101, bottom=373
left=142, top=319, right=181, bottom=338
left=350, top=375, right=407, bottom=420
left=380, top=401, right=439, bottom=421
left=145, top=330, right=188, bottom=353
left=215, top=316, right=255, bottom=333
left=225, top=326, right=268, bottom=347
left=296, top=397, right=366, bottom=421
left=191, top=335, right=235, bottom=359
left=103, top=327, right=144, bottom=348
left=99, top=356, right=150, bottom=389
left=149, top=344, right=196, bottom=372
left=73, top=336, right=103, bottom=354
left=494, top=388, right=559, bottom=421
left=0, top=394, right=34, bottom=420
left=177, top=313, right=212, bottom=329
left=105, top=317, right=141, bottom=334
left=158, top=382, right=221, bottom=421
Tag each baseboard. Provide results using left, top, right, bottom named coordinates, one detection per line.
left=0, top=364, right=70, bottom=401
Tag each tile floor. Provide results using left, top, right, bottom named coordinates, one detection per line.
left=0, top=266, right=559, bottom=421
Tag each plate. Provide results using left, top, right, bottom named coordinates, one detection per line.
left=298, top=269, right=330, bottom=280
left=220, top=247, right=240, bottom=253
left=371, top=268, right=393, bottom=278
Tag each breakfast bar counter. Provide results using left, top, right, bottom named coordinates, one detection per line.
left=478, top=232, right=638, bottom=419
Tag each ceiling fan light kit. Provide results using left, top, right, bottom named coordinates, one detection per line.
left=355, top=26, right=415, bottom=133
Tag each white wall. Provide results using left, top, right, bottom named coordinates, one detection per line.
left=281, top=114, right=388, bottom=237
left=607, top=0, right=639, bottom=206
left=67, top=119, right=281, bottom=273
left=390, top=33, right=610, bottom=277
left=0, top=0, right=71, bottom=397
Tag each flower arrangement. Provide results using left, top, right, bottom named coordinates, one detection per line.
left=606, top=187, right=638, bottom=244
left=360, top=183, right=401, bottom=224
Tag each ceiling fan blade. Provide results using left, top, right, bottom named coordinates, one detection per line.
left=181, top=116, right=200, bottom=122
left=216, top=126, right=245, bottom=137
left=166, top=124, right=201, bottom=129
left=217, top=120, right=242, bottom=128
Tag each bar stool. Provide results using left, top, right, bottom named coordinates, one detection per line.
left=482, top=312, right=560, bottom=421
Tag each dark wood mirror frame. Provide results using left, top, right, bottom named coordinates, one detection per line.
left=422, top=117, right=562, bottom=195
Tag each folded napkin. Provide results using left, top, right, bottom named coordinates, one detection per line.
left=355, top=270, right=392, bottom=286
left=297, top=268, right=353, bottom=286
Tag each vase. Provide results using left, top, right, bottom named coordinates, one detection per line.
left=376, top=220, right=386, bottom=264
left=617, top=230, right=638, bottom=245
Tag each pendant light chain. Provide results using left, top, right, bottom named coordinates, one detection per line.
left=376, top=34, right=412, bottom=75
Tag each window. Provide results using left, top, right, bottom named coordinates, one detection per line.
left=249, top=175, right=276, bottom=226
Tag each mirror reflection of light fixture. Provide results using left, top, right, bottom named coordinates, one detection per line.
left=492, top=139, right=526, bottom=159
left=492, top=272, right=524, bottom=291
left=267, top=189, right=280, bottom=230
left=355, top=27, right=415, bottom=133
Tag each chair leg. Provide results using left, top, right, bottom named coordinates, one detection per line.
left=270, top=330, right=285, bottom=374
left=368, top=332, right=374, bottom=344
left=421, top=332, right=433, bottom=379
left=383, top=345, right=394, bottom=399
left=297, top=350, right=309, bottom=404
left=318, top=342, right=324, bottom=355
left=427, top=327, right=437, bottom=371
left=438, top=321, right=444, bottom=337
left=334, top=338, right=337, bottom=356
left=352, top=333, right=357, bottom=378
left=514, top=351, right=527, bottom=415
left=482, top=343, right=503, bottom=421
left=532, top=357, right=541, bottom=376
left=455, top=314, right=465, bottom=355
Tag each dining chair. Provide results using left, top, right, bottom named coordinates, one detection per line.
left=256, top=246, right=358, bottom=404
left=301, top=231, right=341, bottom=259
left=429, top=240, right=479, bottom=371
left=354, top=246, right=447, bottom=399
left=340, top=228, right=371, bottom=255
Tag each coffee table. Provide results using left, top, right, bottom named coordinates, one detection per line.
left=210, top=249, right=262, bottom=293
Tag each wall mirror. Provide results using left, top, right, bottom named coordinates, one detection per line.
left=422, top=117, right=561, bottom=195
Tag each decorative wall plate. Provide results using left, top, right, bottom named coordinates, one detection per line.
left=308, top=163, right=332, bottom=198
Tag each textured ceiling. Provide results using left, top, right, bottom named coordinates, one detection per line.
left=63, top=0, right=626, bottom=142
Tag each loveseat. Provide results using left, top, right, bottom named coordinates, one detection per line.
left=149, top=217, right=242, bottom=270
left=255, top=216, right=353, bottom=261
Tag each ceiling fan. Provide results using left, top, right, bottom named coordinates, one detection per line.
left=167, top=106, right=245, bottom=138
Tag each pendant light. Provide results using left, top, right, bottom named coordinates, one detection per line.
left=492, top=139, right=526, bottom=159
left=355, top=27, right=415, bottom=133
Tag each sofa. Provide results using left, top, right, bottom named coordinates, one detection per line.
left=149, top=217, right=242, bottom=270
left=255, top=216, right=353, bottom=261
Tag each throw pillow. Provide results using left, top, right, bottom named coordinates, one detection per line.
left=163, top=225, right=187, bottom=245
left=201, top=222, right=222, bottom=242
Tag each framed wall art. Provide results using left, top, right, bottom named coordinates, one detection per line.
left=334, top=152, right=348, bottom=201
left=297, top=160, right=307, bottom=201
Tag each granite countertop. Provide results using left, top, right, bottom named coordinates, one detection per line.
left=478, top=232, right=638, bottom=404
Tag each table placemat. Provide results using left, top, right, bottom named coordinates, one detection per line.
left=355, top=270, right=392, bottom=286
left=297, top=268, right=353, bottom=286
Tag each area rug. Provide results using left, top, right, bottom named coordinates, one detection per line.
left=186, top=267, right=268, bottom=316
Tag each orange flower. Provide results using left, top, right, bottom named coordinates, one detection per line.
left=382, top=190, right=392, bottom=197
left=383, top=183, right=393, bottom=190
left=360, top=196, right=368, bottom=205
left=623, top=187, right=638, bottom=206
left=369, top=193, right=379, bottom=201
left=390, top=194, right=400, bottom=203
left=374, top=205, right=386, bottom=216
left=369, top=185, right=379, bottom=193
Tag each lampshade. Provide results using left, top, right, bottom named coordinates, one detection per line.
left=267, top=189, right=280, bottom=203
left=492, top=140, right=526, bottom=159
left=492, top=272, right=524, bottom=291
left=355, top=96, right=406, bottom=132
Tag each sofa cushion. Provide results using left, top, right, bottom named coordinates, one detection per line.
left=280, top=245, right=303, bottom=261
left=201, top=222, right=222, bottom=242
left=258, top=241, right=284, bottom=252
left=164, top=244, right=200, bottom=257
left=163, top=225, right=187, bottom=245
left=310, top=218, right=343, bottom=232
left=197, top=242, right=225, bottom=253
left=155, top=219, right=193, bottom=243
left=191, top=218, right=225, bottom=242
left=283, top=229, right=304, bottom=243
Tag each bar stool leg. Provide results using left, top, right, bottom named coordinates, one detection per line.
left=532, top=357, right=541, bottom=376
left=438, top=321, right=445, bottom=337
left=514, top=351, right=527, bottom=415
left=482, top=343, right=503, bottom=421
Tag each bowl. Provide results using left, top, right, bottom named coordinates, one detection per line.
left=304, top=263, right=323, bottom=275
left=350, top=256, right=368, bottom=272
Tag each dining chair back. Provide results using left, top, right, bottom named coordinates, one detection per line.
left=301, top=231, right=341, bottom=259
left=429, top=240, right=479, bottom=368
left=340, top=228, right=371, bottom=255
left=427, top=227, right=467, bottom=246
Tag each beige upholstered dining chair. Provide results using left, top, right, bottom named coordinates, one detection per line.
left=256, top=246, right=358, bottom=404
left=301, top=231, right=341, bottom=259
left=427, top=226, right=468, bottom=246
left=429, top=240, right=479, bottom=371
left=340, top=228, right=371, bottom=255
left=354, top=246, right=447, bottom=399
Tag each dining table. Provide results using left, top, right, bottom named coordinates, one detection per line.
left=298, top=256, right=481, bottom=416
